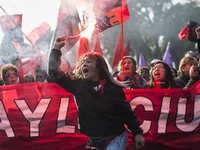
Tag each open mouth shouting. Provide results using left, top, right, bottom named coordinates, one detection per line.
left=11, top=79, right=17, bottom=85
left=83, top=68, right=89, bottom=73
left=125, top=67, right=130, bottom=71
left=82, top=68, right=89, bottom=75
left=81, top=56, right=100, bottom=81
left=154, top=72, right=160, bottom=80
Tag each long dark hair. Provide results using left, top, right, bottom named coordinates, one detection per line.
left=75, top=52, right=110, bottom=80
left=147, top=61, right=176, bottom=89
left=75, top=52, right=125, bottom=87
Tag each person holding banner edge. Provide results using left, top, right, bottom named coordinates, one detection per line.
left=48, top=36, right=145, bottom=150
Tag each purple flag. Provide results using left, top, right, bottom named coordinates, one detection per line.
left=163, top=42, right=173, bottom=67
left=138, top=53, right=147, bottom=68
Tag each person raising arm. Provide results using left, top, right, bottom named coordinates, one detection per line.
left=48, top=36, right=145, bottom=150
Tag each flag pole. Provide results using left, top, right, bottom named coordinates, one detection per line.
left=0, top=5, right=47, bottom=65
left=121, top=0, right=124, bottom=71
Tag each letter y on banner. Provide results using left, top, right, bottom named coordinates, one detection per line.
left=15, top=98, right=51, bottom=137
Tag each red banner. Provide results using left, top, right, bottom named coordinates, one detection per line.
left=0, top=81, right=200, bottom=150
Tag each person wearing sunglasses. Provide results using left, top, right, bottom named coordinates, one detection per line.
left=142, top=61, right=181, bottom=89
left=1, top=63, right=19, bottom=85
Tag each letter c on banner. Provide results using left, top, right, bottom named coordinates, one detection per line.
left=129, top=96, right=153, bottom=134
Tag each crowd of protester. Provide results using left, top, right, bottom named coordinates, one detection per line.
left=0, top=64, right=47, bottom=86
left=1, top=26, right=200, bottom=89
left=0, top=24, right=199, bottom=150
left=112, top=26, right=200, bottom=90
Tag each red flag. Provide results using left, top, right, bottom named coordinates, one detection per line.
left=93, top=0, right=130, bottom=34
left=111, top=33, right=122, bottom=68
left=92, top=36, right=112, bottom=72
left=52, top=0, right=80, bottom=55
left=178, top=21, right=200, bottom=42
left=178, top=24, right=189, bottom=40
left=27, top=22, right=51, bottom=46
left=76, top=15, right=89, bottom=62
left=93, top=36, right=103, bottom=56
left=21, top=56, right=43, bottom=76
left=16, top=23, right=51, bottom=73
left=27, top=22, right=53, bottom=67
left=77, top=38, right=89, bottom=62
left=124, top=41, right=130, bottom=56
left=0, top=14, right=23, bottom=67
left=0, top=14, right=22, bottom=34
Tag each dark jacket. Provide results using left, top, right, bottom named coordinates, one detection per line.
left=175, top=72, right=199, bottom=88
left=48, top=49, right=143, bottom=137
left=198, top=39, right=200, bottom=55
left=198, top=39, right=200, bottom=73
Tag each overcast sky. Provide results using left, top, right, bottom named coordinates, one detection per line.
left=0, top=0, right=187, bottom=42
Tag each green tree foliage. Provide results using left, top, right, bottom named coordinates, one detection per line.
left=100, top=0, right=200, bottom=68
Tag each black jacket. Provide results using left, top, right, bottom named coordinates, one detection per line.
left=48, top=49, right=143, bottom=137
left=175, top=72, right=199, bottom=88
left=198, top=39, right=200, bottom=55
left=198, top=39, right=200, bottom=69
